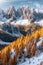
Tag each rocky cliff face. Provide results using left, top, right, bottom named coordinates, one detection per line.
left=5, top=6, right=17, bottom=20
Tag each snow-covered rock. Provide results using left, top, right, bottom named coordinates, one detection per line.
left=11, top=19, right=30, bottom=26
left=34, top=20, right=43, bottom=26
left=18, top=52, right=43, bottom=65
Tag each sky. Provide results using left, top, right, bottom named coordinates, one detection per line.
left=0, top=0, right=43, bottom=10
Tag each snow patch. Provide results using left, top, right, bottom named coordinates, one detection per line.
left=11, top=19, right=30, bottom=26
left=0, top=21, right=4, bottom=25
left=0, top=39, right=10, bottom=45
left=34, top=20, right=43, bottom=26
left=10, top=49, right=16, bottom=59
left=24, top=47, right=27, bottom=52
left=37, top=37, right=43, bottom=47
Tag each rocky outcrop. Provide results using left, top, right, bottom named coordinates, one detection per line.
left=5, top=6, right=17, bottom=20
